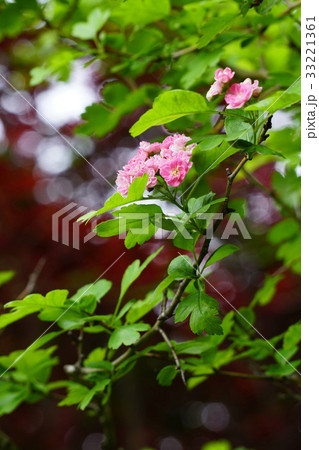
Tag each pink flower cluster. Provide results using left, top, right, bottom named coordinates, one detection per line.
left=116, top=134, right=196, bottom=196
left=206, top=67, right=235, bottom=100
left=206, top=67, right=262, bottom=109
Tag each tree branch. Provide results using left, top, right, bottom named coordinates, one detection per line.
left=158, top=327, right=186, bottom=385
left=17, top=257, right=46, bottom=299
left=112, top=119, right=274, bottom=370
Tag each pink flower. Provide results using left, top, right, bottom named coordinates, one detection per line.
left=161, top=134, right=195, bottom=158
left=116, top=170, right=131, bottom=196
left=139, top=141, right=162, bottom=154
left=127, top=151, right=147, bottom=168
left=214, top=67, right=235, bottom=83
left=248, top=79, right=263, bottom=97
left=145, top=154, right=162, bottom=172
left=159, top=155, right=192, bottom=187
left=141, top=166, right=157, bottom=188
left=224, top=82, right=254, bottom=109
left=206, top=67, right=235, bottom=101
left=116, top=134, right=196, bottom=195
left=162, top=134, right=189, bottom=150
left=161, top=135, right=175, bottom=149
left=116, top=151, right=158, bottom=195
left=241, top=78, right=263, bottom=97
left=206, top=81, right=223, bottom=100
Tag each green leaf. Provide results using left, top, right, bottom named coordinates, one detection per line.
left=204, top=244, right=239, bottom=268
left=71, top=280, right=112, bottom=303
left=201, top=440, right=232, bottom=450
left=173, top=231, right=199, bottom=252
left=0, top=382, right=28, bottom=416
left=130, top=90, right=210, bottom=137
left=77, top=104, right=115, bottom=138
left=174, top=338, right=215, bottom=355
left=71, top=8, right=110, bottom=40
left=113, top=203, right=164, bottom=218
left=108, top=323, right=150, bottom=349
left=0, top=290, right=69, bottom=329
left=180, top=50, right=222, bottom=89
left=0, top=270, right=15, bottom=287
left=96, top=218, right=140, bottom=237
left=192, top=140, right=239, bottom=176
left=113, top=203, right=173, bottom=248
left=198, top=14, right=237, bottom=49
left=78, top=85, right=158, bottom=138
left=28, top=331, right=64, bottom=352
left=245, top=79, right=301, bottom=114
left=78, top=174, right=149, bottom=223
left=283, top=322, right=301, bottom=350
left=59, top=383, right=90, bottom=407
left=225, top=113, right=252, bottom=141
left=80, top=379, right=110, bottom=410
left=265, top=360, right=300, bottom=376
left=124, top=222, right=157, bottom=249
left=84, top=348, right=107, bottom=366
left=126, top=274, right=176, bottom=323
left=0, top=347, right=58, bottom=384
left=253, top=144, right=284, bottom=158
left=197, top=135, right=226, bottom=151
left=175, top=292, right=222, bottom=335
left=256, top=0, right=284, bottom=15
left=168, top=255, right=195, bottom=280
left=156, top=365, right=177, bottom=386
left=268, top=218, right=299, bottom=245
left=111, top=0, right=170, bottom=27
left=119, top=246, right=163, bottom=303
left=234, top=307, right=255, bottom=333
left=251, top=274, right=283, bottom=307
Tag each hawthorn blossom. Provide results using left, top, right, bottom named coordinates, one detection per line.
left=139, top=141, right=162, bottom=154
left=206, top=81, right=224, bottom=100
left=115, top=134, right=196, bottom=196
left=116, top=170, right=131, bottom=196
left=206, top=67, right=235, bottom=100
left=214, top=67, right=235, bottom=83
left=224, top=77, right=263, bottom=109
left=224, top=82, right=254, bottom=109
left=159, top=154, right=192, bottom=187
left=242, top=78, right=263, bottom=97
left=161, top=134, right=196, bottom=158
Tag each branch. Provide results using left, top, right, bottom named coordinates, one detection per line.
left=112, top=119, right=273, bottom=370
left=161, top=288, right=168, bottom=314
left=278, top=1, right=301, bottom=18
left=158, top=327, right=186, bottom=385
left=17, top=257, right=46, bottom=299
left=197, top=154, right=249, bottom=265
left=112, top=278, right=190, bottom=367
left=111, top=154, right=247, bottom=368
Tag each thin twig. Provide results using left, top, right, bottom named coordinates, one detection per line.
left=17, top=257, right=46, bottom=299
left=278, top=1, right=301, bottom=18
left=197, top=154, right=249, bottom=265
left=158, top=327, right=186, bottom=386
left=75, top=328, right=84, bottom=369
left=161, top=289, right=168, bottom=314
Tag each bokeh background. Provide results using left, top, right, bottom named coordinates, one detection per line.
left=0, top=1, right=300, bottom=449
